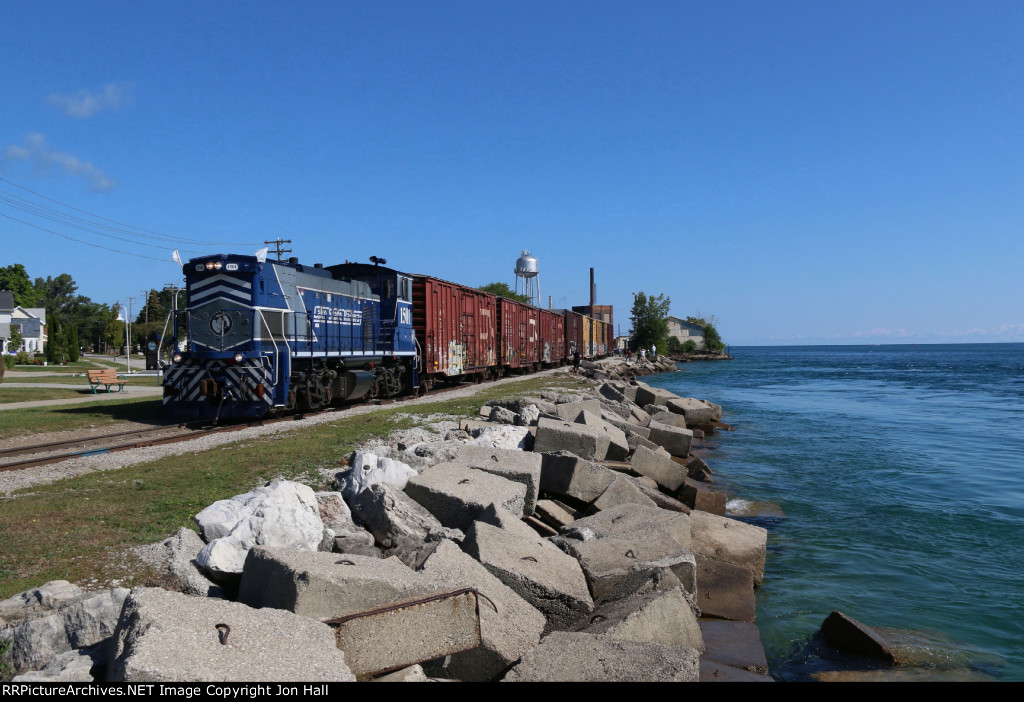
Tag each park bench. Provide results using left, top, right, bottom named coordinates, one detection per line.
left=87, top=369, right=131, bottom=393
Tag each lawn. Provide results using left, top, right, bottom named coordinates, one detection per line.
left=0, top=398, right=169, bottom=438
left=0, top=373, right=588, bottom=600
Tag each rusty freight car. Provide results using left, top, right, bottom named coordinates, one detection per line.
left=412, top=275, right=498, bottom=389
left=497, top=297, right=542, bottom=372
left=538, top=308, right=566, bottom=366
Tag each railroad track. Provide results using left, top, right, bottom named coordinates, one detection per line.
left=0, top=369, right=554, bottom=474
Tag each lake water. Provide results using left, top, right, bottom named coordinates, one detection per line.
left=644, top=343, right=1024, bottom=681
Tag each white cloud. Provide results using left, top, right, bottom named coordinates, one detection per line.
left=45, top=83, right=132, bottom=118
left=3, top=133, right=117, bottom=192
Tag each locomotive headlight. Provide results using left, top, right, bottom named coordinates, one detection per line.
left=233, top=352, right=244, bottom=363
left=205, top=261, right=215, bottom=270
left=213, top=261, right=223, bottom=270
left=172, top=353, right=183, bottom=363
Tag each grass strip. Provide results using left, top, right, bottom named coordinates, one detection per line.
left=0, top=398, right=167, bottom=439
left=4, top=375, right=163, bottom=386
left=0, top=374, right=588, bottom=599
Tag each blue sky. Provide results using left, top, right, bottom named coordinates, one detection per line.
left=2, top=1, right=1022, bottom=345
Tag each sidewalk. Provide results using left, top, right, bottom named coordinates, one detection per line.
left=0, top=385, right=163, bottom=411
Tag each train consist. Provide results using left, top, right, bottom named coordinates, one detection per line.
left=161, top=254, right=613, bottom=419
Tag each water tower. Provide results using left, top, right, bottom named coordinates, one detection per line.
left=514, top=249, right=540, bottom=307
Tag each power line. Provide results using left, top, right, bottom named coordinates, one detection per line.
left=0, top=176, right=264, bottom=247
left=0, top=212, right=172, bottom=262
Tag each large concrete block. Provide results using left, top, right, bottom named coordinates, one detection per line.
left=589, top=475, right=659, bottom=513
left=237, top=548, right=480, bottom=676
left=107, top=588, right=354, bottom=682
left=690, top=511, right=768, bottom=586
left=633, top=383, right=681, bottom=409
left=630, top=445, right=688, bottom=491
left=564, top=529, right=696, bottom=599
left=694, top=553, right=756, bottom=622
left=565, top=503, right=692, bottom=551
left=419, top=540, right=546, bottom=681
left=553, top=399, right=602, bottom=421
left=573, top=411, right=629, bottom=461
left=533, top=418, right=610, bottom=461
left=647, top=421, right=693, bottom=458
left=539, top=451, right=617, bottom=504
left=650, top=410, right=688, bottom=430
left=666, top=398, right=715, bottom=426
left=405, top=463, right=527, bottom=531
left=677, top=477, right=727, bottom=516
left=699, top=618, right=770, bottom=674
left=440, top=445, right=542, bottom=516
left=463, top=521, right=593, bottom=631
left=502, top=632, right=699, bottom=682
left=576, top=583, right=704, bottom=653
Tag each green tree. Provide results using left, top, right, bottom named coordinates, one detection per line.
left=630, top=292, right=671, bottom=353
left=687, top=314, right=725, bottom=353
left=0, top=264, right=40, bottom=307
left=6, top=326, right=23, bottom=354
left=478, top=282, right=531, bottom=304
left=68, top=327, right=80, bottom=362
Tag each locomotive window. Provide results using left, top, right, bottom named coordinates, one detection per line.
left=385, top=279, right=395, bottom=298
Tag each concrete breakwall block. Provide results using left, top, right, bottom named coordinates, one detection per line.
left=684, top=455, right=714, bottom=482
left=647, top=421, right=693, bottom=458
left=820, top=611, right=899, bottom=664
left=598, top=383, right=627, bottom=404
left=630, top=445, right=688, bottom=492
left=463, top=521, right=593, bottom=631
left=440, top=445, right=542, bottom=516
left=405, top=463, right=527, bottom=531
left=564, top=503, right=693, bottom=551
left=589, top=474, right=659, bottom=513
left=329, top=588, right=481, bottom=677
left=533, top=417, right=610, bottom=461
left=564, top=531, right=697, bottom=600
left=419, top=540, right=546, bottom=682
left=469, top=424, right=532, bottom=451
left=534, top=499, right=578, bottom=531
left=650, top=410, right=688, bottom=430
left=694, top=553, right=757, bottom=623
left=633, top=384, right=681, bottom=409
left=666, top=398, right=715, bottom=426
left=236, top=548, right=481, bottom=676
left=489, top=405, right=519, bottom=424
left=676, top=477, right=728, bottom=516
left=194, top=479, right=324, bottom=578
left=690, top=511, right=768, bottom=587
left=107, top=587, right=355, bottom=682
left=347, top=482, right=460, bottom=549
left=629, top=476, right=691, bottom=513
left=575, top=584, right=704, bottom=653
left=573, top=411, right=629, bottom=461
left=502, top=631, right=699, bottom=682
left=477, top=502, right=549, bottom=543
left=699, top=618, right=770, bottom=674
left=539, top=451, right=616, bottom=504
left=337, top=453, right=418, bottom=498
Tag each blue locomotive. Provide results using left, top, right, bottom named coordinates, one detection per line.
left=162, top=254, right=419, bottom=419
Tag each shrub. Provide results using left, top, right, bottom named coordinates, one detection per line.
left=2, top=355, right=13, bottom=370
left=15, top=350, right=31, bottom=365
left=683, top=339, right=697, bottom=354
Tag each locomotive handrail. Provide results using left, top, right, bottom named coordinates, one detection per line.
left=256, top=308, right=290, bottom=391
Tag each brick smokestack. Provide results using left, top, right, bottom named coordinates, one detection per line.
left=590, top=268, right=595, bottom=308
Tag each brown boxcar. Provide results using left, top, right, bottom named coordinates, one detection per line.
left=497, top=298, right=541, bottom=370
left=412, top=276, right=497, bottom=384
left=538, top=308, right=566, bottom=366
left=561, top=309, right=584, bottom=359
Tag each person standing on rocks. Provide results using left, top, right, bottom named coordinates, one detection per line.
left=572, top=346, right=581, bottom=374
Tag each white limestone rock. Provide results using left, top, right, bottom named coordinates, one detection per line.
left=194, top=480, right=324, bottom=578
left=337, top=453, right=418, bottom=498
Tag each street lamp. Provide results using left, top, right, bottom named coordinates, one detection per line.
left=116, top=306, right=131, bottom=373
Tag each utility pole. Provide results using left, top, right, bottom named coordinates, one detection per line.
left=141, top=290, right=150, bottom=325
left=264, top=238, right=292, bottom=262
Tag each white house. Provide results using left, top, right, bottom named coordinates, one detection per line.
left=1, top=292, right=47, bottom=354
